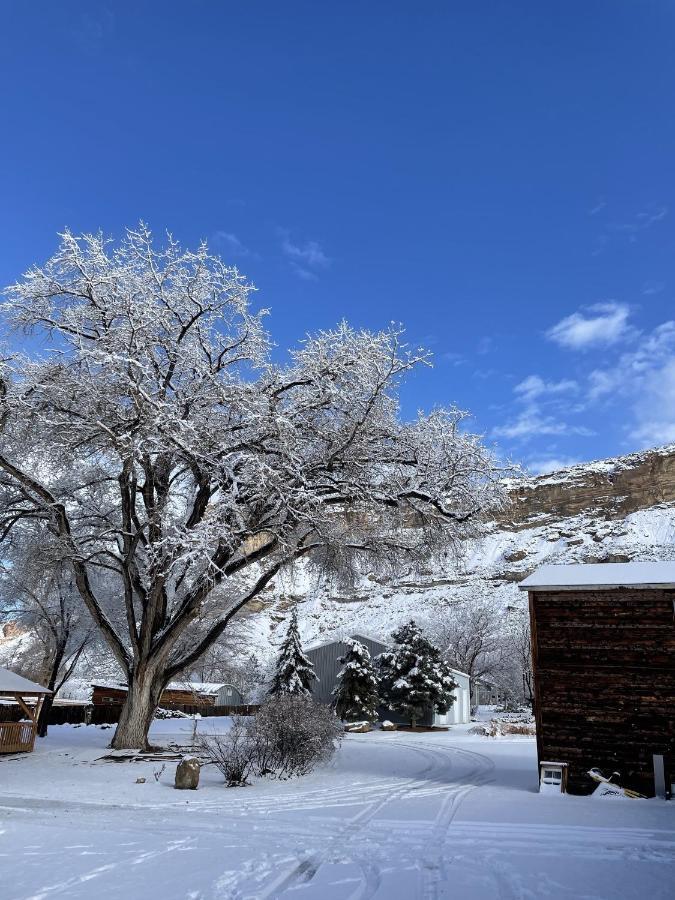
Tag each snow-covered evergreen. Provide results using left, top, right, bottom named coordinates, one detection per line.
left=378, top=620, right=456, bottom=726
left=269, top=609, right=317, bottom=697
left=332, top=638, right=380, bottom=721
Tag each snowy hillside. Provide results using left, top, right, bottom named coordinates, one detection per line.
left=4, top=445, right=675, bottom=676
left=252, top=444, right=675, bottom=653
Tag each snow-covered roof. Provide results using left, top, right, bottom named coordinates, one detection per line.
left=0, top=667, right=50, bottom=695
left=519, top=562, right=675, bottom=591
left=448, top=667, right=470, bottom=680
left=305, top=632, right=387, bottom=652
left=91, top=680, right=229, bottom=695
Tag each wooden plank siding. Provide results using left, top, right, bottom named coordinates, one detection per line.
left=529, top=587, right=675, bottom=795
left=91, top=685, right=217, bottom=707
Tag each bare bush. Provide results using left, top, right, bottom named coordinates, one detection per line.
left=197, top=697, right=342, bottom=786
left=196, top=718, right=258, bottom=786
left=255, top=696, right=343, bottom=778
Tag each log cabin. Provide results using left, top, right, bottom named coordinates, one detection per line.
left=520, top=562, right=675, bottom=796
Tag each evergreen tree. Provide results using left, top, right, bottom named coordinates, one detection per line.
left=332, top=639, right=380, bottom=722
left=269, top=609, right=317, bottom=697
left=378, top=620, right=456, bottom=727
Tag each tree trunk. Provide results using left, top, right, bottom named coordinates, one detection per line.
left=37, top=642, right=66, bottom=738
left=110, top=669, right=164, bottom=750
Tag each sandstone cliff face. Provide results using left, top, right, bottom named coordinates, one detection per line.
left=502, top=444, right=675, bottom=528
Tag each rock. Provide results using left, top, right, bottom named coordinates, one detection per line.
left=380, top=720, right=397, bottom=731
left=135, top=777, right=146, bottom=784
left=345, top=721, right=373, bottom=733
left=175, top=757, right=200, bottom=790
left=503, top=549, right=528, bottom=562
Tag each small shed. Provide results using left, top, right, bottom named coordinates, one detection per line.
left=215, top=683, right=245, bottom=706
left=520, top=562, right=675, bottom=795
left=0, top=667, right=51, bottom=754
left=436, top=668, right=471, bottom=726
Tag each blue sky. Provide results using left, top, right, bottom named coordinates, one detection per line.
left=2, top=2, right=675, bottom=473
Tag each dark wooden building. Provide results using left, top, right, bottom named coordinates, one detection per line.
left=91, top=680, right=243, bottom=708
left=520, top=562, right=675, bottom=796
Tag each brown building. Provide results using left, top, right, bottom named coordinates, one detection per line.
left=91, top=680, right=243, bottom=708
left=520, top=562, right=675, bottom=796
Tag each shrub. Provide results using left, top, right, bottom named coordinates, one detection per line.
left=196, top=717, right=258, bottom=786
left=255, top=695, right=343, bottom=778
left=197, top=696, right=342, bottom=785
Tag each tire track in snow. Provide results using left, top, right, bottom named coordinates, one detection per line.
left=240, top=736, right=495, bottom=900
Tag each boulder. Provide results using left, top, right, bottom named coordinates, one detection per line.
left=380, top=720, right=397, bottom=731
left=345, top=721, right=373, bottom=733
left=175, top=756, right=200, bottom=790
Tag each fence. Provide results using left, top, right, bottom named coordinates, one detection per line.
left=1, top=702, right=260, bottom=727
left=0, top=721, right=35, bottom=753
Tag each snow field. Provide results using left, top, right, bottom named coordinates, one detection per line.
left=1, top=719, right=674, bottom=898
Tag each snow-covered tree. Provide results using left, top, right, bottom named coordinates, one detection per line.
left=332, top=638, right=380, bottom=722
left=268, top=610, right=316, bottom=697
left=378, top=621, right=456, bottom=727
left=0, top=529, right=94, bottom=736
left=0, top=224, right=504, bottom=749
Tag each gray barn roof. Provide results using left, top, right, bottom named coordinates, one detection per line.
left=519, top=562, right=675, bottom=592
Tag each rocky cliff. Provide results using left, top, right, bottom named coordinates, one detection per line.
left=504, top=444, right=675, bottom=528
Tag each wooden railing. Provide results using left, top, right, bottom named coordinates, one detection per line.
left=0, top=721, right=35, bottom=754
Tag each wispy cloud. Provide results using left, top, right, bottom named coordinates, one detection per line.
left=492, top=409, right=593, bottom=441
left=546, top=302, right=632, bottom=350
left=584, top=321, right=675, bottom=447
left=588, top=199, right=606, bottom=216
left=609, top=205, right=668, bottom=236
left=212, top=231, right=256, bottom=259
left=641, top=280, right=665, bottom=296
left=279, top=230, right=331, bottom=280
left=591, top=203, right=668, bottom=254
left=514, top=375, right=578, bottom=402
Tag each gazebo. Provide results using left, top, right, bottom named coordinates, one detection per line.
left=0, top=667, right=51, bottom=754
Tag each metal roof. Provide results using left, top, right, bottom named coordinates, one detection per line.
left=518, top=561, right=675, bottom=591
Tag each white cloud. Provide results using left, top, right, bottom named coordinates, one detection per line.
left=492, top=409, right=593, bottom=441
left=546, top=302, right=632, bottom=350
left=527, top=456, right=582, bottom=475
left=213, top=231, right=254, bottom=258
left=584, top=321, right=675, bottom=448
left=279, top=231, right=331, bottom=279
left=514, top=375, right=578, bottom=402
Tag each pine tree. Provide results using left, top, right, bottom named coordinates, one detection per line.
left=332, top=639, right=380, bottom=722
left=269, top=609, right=318, bottom=697
left=378, top=620, right=456, bottom=727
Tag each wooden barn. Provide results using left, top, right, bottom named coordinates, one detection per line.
left=305, top=634, right=471, bottom=726
left=520, top=562, right=675, bottom=796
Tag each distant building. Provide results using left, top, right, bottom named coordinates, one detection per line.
left=91, top=680, right=244, bottom=708
left=520, top=562, right=675, bottom=796
left=305, top=634, right=471, bottom=726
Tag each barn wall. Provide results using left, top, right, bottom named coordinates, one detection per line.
left=306, top=635, right=388, bottom=705
left=530, top=586, right=675, bottom=795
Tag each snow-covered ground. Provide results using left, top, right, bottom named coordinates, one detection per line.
left=1, top=719, right=673, bottom=899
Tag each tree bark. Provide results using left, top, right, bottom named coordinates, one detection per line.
left=37, top=642, right=66, bottom=738
left=110, top=668, right=165, bottom=750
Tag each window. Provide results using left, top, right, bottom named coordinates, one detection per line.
left=543, top=768, right=561, bottom=784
